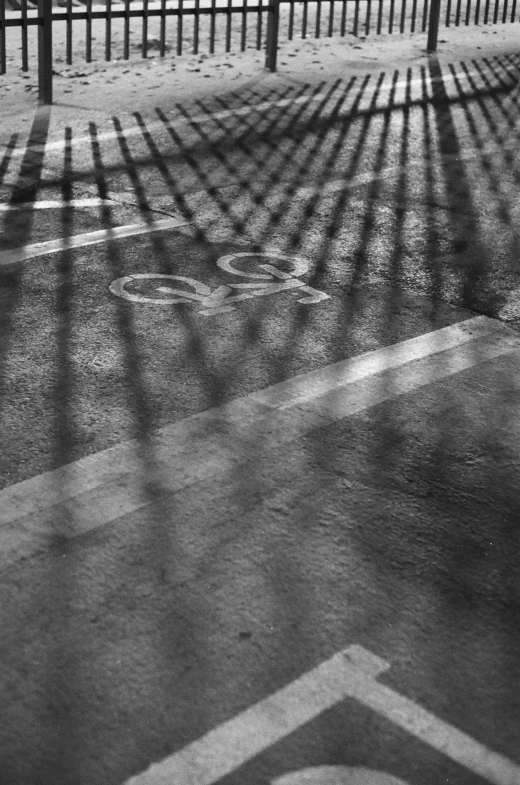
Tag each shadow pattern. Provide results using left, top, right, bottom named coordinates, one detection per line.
left=0, top=51, right=519, bottom=785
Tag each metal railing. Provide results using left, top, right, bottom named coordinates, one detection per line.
left=1, top=0, right=519, bottom=103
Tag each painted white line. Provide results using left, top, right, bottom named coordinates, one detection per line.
left=3, top=131, right=516, bottom=268
left=124, top=646, right=390, bottom=785
left=0, top=216, right=190, bottom=267
left=351, top=669, right=520, bottom=785
left=498, top=288, right=520, bottom=320
left=1, top=316, right=519, bottom=567
left=248, top=315, right=516, bottom=409
left=0, top=197, right=115, bottom=211
left=124, top=644, right=520, bottom=785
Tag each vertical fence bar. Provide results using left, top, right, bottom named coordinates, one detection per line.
left=177, top=0, right=183, bottom=54
left=265, top=0, right=279, bottom=69
left=226, top=0, right=231, bottom=51
left=493, top=0, right=499, bottom=22
left=38, top=0, right=52, bottom=103
left=510, top=0, right=516, bottom=21
left=388, top=0, right=394, bottom=31
left=1, top=0, right=6, bottom=76
left=316, top=0, right=321, bottom=36
left=341, top=0, right=347, bottom=32
left=241, top=0, right=247, bottom=50
left=302, top=0, right=308, bottom=37
left=160, top=0, right=166, bottom=56
left=210, top=0, right=216, bottom=52
left=328, top=0, right=334, bottom=35
left=194, top=0, right=200, bottom=52
left=66, top=0, right=73, bottom=64
left=426, top=0, right=441, bottom=49
left=377, top=0, right=383, bottom=31
left=256, top=0, right=263, bottom=47
left=365, top=0, right=371, bottom=34
left=483, top=0, right=490, bottom=21
left=455, top=0, right=462, bottom=24
left=474, top=0, right=480, bottom=21
left=399, top=0, right=407, bottom=30
left=289, top=0, right=295, bottom=38
left=502, top=0, right=509, bottom=20
left=105, top=0, right=112, bottom=60
left=421, top=0, right=429, bottom=30
left=445, top=0, right=452, bottom=24
left=353, top=0, right=359, bottom=33
left=142, top=0, right=149, bottom=57
left=464, top=0, right=471, bottom=22
left=410, top=0, right=418, bottom=29
left=86, top=0, right=92, bottom=62
left=21, top=0, right=28, bottom=71
left=124, top=0, right=130, bottom=58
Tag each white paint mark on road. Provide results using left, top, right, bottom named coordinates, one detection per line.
left=110, top=252, right=330, bottom=315
left=273, top=767, right=410, bottom=785
left=2, top=142, right=517, bottom=270
left=498, top=288, right=520, bottom=321
left=0, top=198, right=115, bottom=211
left=248, top=315, right=518, bottom=411
left=1, top=316, right=519, bottom=566
left=124, top=644, right=520, bottom=785
left=124, top=646, right=389, bottom=785
left=0, top=216, right=190, bottom=267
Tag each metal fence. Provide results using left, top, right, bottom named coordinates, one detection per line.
left=1, top=0, right=519, bottom=102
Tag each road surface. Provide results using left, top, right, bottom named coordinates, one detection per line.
left=1, top=52, right=519, bottom=785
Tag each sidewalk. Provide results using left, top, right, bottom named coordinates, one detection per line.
left=1, top=16, right=520, bottom=126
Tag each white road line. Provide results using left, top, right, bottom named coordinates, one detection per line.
left=0, top=197, right=114, bottom=211
left=352, top=673, right=520, bottom=785
left=5, top=66, right=513, bottom=158
left=498, top=288, right=520, bottom=320
left=0, top=216, right=190, bottom=267
left=2, top=136, right=516, bottom=268
left=124, top=644, right=520, bottom=785
left=1, top=316, right=519, bottom=567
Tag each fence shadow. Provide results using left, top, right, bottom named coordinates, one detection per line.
left=0, top=51, right=519, bottom=784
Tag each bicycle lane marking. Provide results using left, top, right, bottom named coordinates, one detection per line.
left=124, top=644, right=520, bottom=785
left=1, top=316, right=520, bottom=565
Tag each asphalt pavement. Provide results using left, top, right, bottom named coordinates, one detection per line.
left=1, top=36, right=520, bottom=785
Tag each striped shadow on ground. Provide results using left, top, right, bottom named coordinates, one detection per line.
left=1, top=316, right=519, bottom=568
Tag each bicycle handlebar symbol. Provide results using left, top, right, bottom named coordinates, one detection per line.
left=109, top=252, right=330, bottom=316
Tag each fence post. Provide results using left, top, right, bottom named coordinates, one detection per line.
left=265, top=0, right=280, bottom=72
left=426, top=0, right=441, bottom=51
left=38, top=0, right=53, bottom=104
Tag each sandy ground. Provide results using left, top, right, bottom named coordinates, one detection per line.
left=1, top=0, right=520, bottom=122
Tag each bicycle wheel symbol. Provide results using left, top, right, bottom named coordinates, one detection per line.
left=273, top=767, right=410, bottom=785
left=216, top=252, right=310, bottom=281
left=109, top=274, right=212, bottom=304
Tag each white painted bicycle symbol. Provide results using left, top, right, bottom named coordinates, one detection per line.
left=109, top=251, right=330, bottom=316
